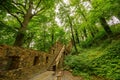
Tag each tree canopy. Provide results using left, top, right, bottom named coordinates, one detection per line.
left=0, top=0, right=120, bottom=52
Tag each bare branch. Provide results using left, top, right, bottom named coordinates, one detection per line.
left=11, top=3, right=25, bottom=15
left=35, top=0, right=42, bottom=10
left=3, top=6, right=23, bottom=27
left=32, top=7, right=46, bottom=17
left=12, top=1, right=27, bottom=12
left=16, top=11, right=25, bottom=15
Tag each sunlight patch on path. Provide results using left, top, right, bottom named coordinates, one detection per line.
left=30, top=71, right=83, bottom=80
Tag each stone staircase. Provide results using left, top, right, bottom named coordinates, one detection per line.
left=0, top=42, right=70, bottom=80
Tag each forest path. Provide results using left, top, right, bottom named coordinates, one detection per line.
left=30, top=71, right=83, bottom=80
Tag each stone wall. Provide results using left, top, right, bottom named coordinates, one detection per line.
left=0, top=41, right=67, bottom=80
left=0, top=44, right=62, bottom=80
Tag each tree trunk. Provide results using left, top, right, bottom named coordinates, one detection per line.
left=68, top=16, right=78, bottom=53
left=83, top=27, right=87, bottom=38
left=14, top=1, right=33, bottom=46
left=14, top=30, right=25, bottom=46
left=89, top=27, right=95, bottom=38
left=99, top=17, right=112, bottom=35
left=74, top=28, right=80, bottom=43
left=51, top=28, right=54, bottom=46
left=79, top=5, right=98, bottom=38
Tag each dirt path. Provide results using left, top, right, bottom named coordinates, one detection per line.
left=30, top=71, right=83, bottom=80
left=62, top=71, right=83, bottom=80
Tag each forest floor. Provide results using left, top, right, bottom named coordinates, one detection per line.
left=30, top=71, right=83, bottom=80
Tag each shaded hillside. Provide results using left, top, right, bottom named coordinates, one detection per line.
left=64, top=34, right=120, bottom=80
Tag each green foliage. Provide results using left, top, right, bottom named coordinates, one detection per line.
left=0, top=0, right=120, bottom=79
left=0, top=0, right=120, bottom=53
left=0, top=21, right=16, bottom=45
left=65, top=38, right=120, bottom=80
left=73, top=71, right=91, bottom=80
left=90, top=41, right=120, bottom=79
left=111, top=24, right=120, bottom=34
left=80, top=37, right=93, bottom=48
left=79, top=30, right=106, bottom=48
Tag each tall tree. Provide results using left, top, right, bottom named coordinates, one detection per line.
left=1, top=0, right=54, bottom=46
left=99, top=17, right=112, bottom=34
left=68, top=15, right=78, bottom=53
left=88, top=0, right=113, bottom=35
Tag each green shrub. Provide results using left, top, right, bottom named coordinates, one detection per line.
left=65, top=40, right=120, bottom=80
left=90, top=41, right=120, bottom=79
left=80, top=37, right=94, bottom=48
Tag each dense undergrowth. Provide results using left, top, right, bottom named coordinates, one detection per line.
left=64, top=26, right=120, bottom=80
left=91, top=42, right=120, bottom=79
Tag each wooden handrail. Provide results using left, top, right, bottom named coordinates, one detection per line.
left=47, top=45, right=65, bottom=70
left=55, top=45, right=65, bottom=65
